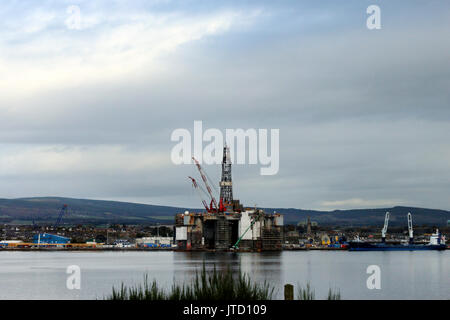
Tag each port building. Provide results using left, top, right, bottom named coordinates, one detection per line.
left=135, top=236, right=173, bottom=248
left=32, top=233, right=70, bottom=244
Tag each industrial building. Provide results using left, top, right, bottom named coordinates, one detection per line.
left=32, top=233, right=70, bottom=244
left=0, top=240, right=24, bottom=247
left=34, top=204, right=72, bottom=245
left=135, top=236, right=173, bottom=248
left=175, top=146, right=283, bottom=251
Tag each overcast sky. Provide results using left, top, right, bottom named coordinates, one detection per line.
left=0, top=0, right=449, bottom=210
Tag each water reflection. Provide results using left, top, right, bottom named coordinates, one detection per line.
left=0, top=251, right=447, bottom=299
left=172, top=252, right=283, bottom=290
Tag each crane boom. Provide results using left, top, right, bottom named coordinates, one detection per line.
left=381, top=211, right=390, bottom=243
left=233, top=211, right=262, bottom=249
left=192, top=157, right=218, bottom=210
left=188, top=176, right=210, bottom=212
left=54, top=204, right=68, bottom=228
left=407, top=212, right=414, bottom=244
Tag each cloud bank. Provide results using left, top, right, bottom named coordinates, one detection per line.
left=0, top=0, right=449, bottom=210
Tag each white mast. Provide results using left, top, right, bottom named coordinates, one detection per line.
left=407, top=212, right=414, bottom=244
left=381, top=211, right=390, bottom=243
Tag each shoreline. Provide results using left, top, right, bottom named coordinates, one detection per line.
left=0, top=247, right=447, bottom=252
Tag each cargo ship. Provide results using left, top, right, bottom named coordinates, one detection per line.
left=349, top=211, right=446, bottom=251
left=348, top=233, right=446, bottom=251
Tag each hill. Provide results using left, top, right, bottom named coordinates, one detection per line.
left=0, top=197, right=448, bottom=226
left=268, top=207, right=450, bottom=226
left=0, top=197, right=186, bottom=225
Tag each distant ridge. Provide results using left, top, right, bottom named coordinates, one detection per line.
left=266, top=206, right=450, bottom=226
left=0, top=197, right=186, bottom=225
left=0, top=197, right=448, bottom=226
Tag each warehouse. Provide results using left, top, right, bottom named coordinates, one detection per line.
left=33, top=233, right=71, bottom=244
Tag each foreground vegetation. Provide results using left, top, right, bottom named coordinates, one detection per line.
left=296, top=283, right=341, bottom=300
left=107, top=266, right=274, bottom=300
left=106, top=265, right=341, bottom=300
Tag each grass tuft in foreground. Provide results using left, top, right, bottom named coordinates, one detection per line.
left=296, top=283, right=342, bottom=300
left=106, top=265, right=274, bottom=300
left=327, top=288, right=341, bottom=300
left=297, top=282, right=315, bottom=300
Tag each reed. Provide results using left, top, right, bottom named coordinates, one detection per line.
left=295, top=283, right=342, bottom=300
left=327, top=288, right=341, bottom=300
left=296, top=282, right=315, bottom=300
left=106, top=265, right=274, bottom=300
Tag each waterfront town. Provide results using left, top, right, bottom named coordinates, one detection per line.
left=1, top=146, right=448, bottom=251
left=1, top=217, right=448, bottom=250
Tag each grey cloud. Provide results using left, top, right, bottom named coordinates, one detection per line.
left=0, top=1, right=449, bottom=210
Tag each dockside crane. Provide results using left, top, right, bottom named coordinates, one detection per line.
left=381, top=211, right=390, bottom=243
left=188, top=176, right=211, bottom=213
left=192, top=157, right=219, bottom=211
left=407, top=212, right=414, bottom=244
left=232, top=211, right=263, bottom=249
left=54, top=204, right=68, bottom=229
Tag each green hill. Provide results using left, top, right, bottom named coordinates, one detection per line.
left=268, top=207, right=450, bottom=226
left=0, top=197, right=187, bottom=225
left=0, top=197, right=448, bottom=226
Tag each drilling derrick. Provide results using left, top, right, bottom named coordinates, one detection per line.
left=220, top=145, right=233, bottom=212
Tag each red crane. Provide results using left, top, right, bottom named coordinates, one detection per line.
left=188, top=176, right=211, bottom=212
left=192, top=157, right=219, bottom=211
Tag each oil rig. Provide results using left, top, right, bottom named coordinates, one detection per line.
left=174, top=146, right=283, bottom=251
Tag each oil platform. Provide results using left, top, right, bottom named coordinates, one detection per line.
left=175, top=146, right=283, bottom=251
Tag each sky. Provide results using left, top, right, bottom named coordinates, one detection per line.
left=0, top=0, right=449, bottom=210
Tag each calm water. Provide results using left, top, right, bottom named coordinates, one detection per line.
left=0, top=250, right=448, bottom=300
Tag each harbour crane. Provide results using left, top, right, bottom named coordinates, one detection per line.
left=407, top=212, right=414, bottom=244
left=188, top=176, right=211, bottom=213
left=54, top=204, right=68, bottom=228
left=192, top=157, right=219, bottom=211
left=381, top=211, right=390, bottom=243
left=232, top=211, right=263, bottom=249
